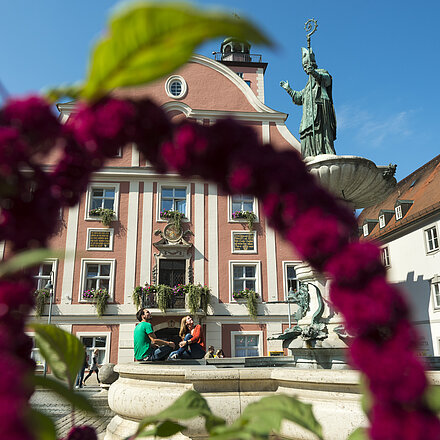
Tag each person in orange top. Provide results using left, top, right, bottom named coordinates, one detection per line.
left=168, top=315, right=205, bottom=359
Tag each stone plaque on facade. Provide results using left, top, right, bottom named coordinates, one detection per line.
left=233, top=232, right=256, bottom=252
left=89, top=230, right=111, bottom=249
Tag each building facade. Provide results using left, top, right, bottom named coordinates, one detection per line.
left=358, top=154, right=440, bottom=356
left=7, top=42, right=309, bottom=366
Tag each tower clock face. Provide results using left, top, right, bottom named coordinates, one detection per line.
left=164, top=223, right=182, bottom=241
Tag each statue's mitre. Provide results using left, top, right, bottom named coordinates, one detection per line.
left=301, top=47, right=317, bottom=65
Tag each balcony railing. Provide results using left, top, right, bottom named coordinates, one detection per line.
left=212, top=52, right=263, bottom=63
left=141, top=292, right=186, bottom=310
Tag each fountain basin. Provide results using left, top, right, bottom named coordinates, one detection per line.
left=305, top=154, right=396, bottom=209
left=105, top=361, right=370, bottom=440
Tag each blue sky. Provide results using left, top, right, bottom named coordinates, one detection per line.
left=1, top=0, right=439, bottom=181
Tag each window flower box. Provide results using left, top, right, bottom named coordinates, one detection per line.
left=89, top=208, right=115, bottom=227
left=34, top=288, right=51, bottom=318
left=233, top=289, right=259, bottom=320
left=82, top=288, right=109, bottom=316
left=232, top=210, right=257, bottom=231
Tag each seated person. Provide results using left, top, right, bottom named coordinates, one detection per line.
left=168, top=315, right=205, bottom=360
left=204, top=345, right=215, bottom=359
left=134, top=308, right=175, bottom=361
left=215, top=349, right=225, bottom=358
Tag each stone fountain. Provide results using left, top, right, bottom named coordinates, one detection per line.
left=272, top=154, right=396, bottom=369
left=104, top=19, right=398, bottom=440
left=275, top=22, right=397, bottom=364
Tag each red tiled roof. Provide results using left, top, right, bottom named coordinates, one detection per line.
left=358, top=154, right=440, bottom=241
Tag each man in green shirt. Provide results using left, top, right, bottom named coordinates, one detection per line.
left=134, top=309, right=175, bottom=361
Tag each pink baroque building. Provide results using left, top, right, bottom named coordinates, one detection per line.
left=15, top=40, right=305, bottom=366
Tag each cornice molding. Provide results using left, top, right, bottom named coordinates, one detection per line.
left=162, top=101, right=288, bottom=123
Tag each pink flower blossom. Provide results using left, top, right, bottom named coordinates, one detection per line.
left=64, top=426, right=98, bottom=440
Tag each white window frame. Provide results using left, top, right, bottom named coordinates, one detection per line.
left=86, top=228, right=115, bottom=251
left=363, top=224, right=369, bottom=237
left=229, top=261, right=261, bottom=301
left=395, top=205, right=402, bottom=220
left=381, top=247, right=390, bottom=268
left=79, top=259, right=116, bottom=302
left=231, top=231, right=257, bottom=254
left=425, top=225, right=439, bottom=253
left=33, top=259, right=58, bottom=291
left=76, top=331, right=111, bottom=366
left=228, top=194, right=259, bottom=222
left=432, top=276, right=440, bottom=310
left=379, top=215, right=386, bottom=228
left=231, top=331, right=263, bottom=357
left=282, top=261, right=301, bottom=300
left=85, top=183, right=120, bottom=221
left=165, top=75, right=187, bottom=99
left=157, top=181, right=191, bottom=222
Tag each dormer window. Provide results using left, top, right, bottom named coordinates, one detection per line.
left=362, top=219, right=378, bottom=237
left=394, top=200, right=413, bottom=221
left=378, top=209, right=394, bottom=228
left=363, top=224, right=369, bottom=237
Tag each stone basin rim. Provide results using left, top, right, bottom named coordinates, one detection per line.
left=304, top=153, right=390, bottom=170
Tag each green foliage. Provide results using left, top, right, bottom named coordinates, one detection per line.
left=134, top=390, right=225, bottom=438
left=359, top=375, right=372, bottom=417
left=0, top=248, right=62, bottom=279
left=95, top=288, right=110, bottom=316
left=132, top=286, right=145, bottom=309
left=211, top=394, right=323, bottom=439
left=424, top=384, right=440, bottom=413
left=34, top=288, right=51, bottom=318
left=31, top=375, right=97, bottom=414
left=45, top=82, right=82, bottom=103
left=246, top=290, right=258, bottom=320
left=161, top=209, right=184, bottom=231
left=186, top=283, right=211, bottom=315
left=233, top=289, right=258, bottom=319
left=347, top=427, right=369, bottom=440
left=83, top=288, right=110, bottom=316
left=89, top=208, right=115, bottom=226
left=26, top=408, right=57, bottom=440
left=233, top=210, right=257, bottom=231
left=156, top=284, right=173, bottom=312
left=131, top=390, right=323, bottom=440
left=30, top=324, right=85, bottom=388
left=77, top=3, right=272, bottom=101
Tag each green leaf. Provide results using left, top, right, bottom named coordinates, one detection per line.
left=347, top=427, right=369, bottom=440
left=134, top=390, right=225, bottom=437
left=359, top=375, right=372, bottom=417
left=30, top=324, right=85, bottom=387
left=139, top=421, right=187, bottom=438
left=211, top=394, right=323, bottom=440
left=26, top=408, right=57, bottom=440
left=31, top=375, right=97, bottom=414
left=82, top=3, right=272, bottom=101
left=0, top=248, right=62, bottom=278
left=44, top=83, right=83, bottom=103
left=424, top=385, right=440, bottom=412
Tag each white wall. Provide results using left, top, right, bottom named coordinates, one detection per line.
left=383, top=216, right=440, bottom=355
